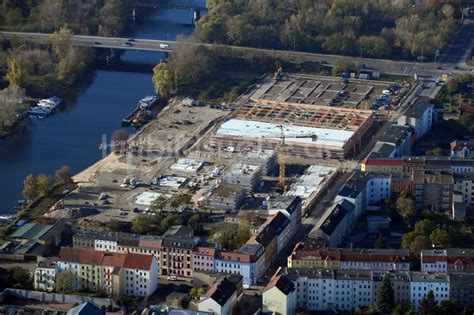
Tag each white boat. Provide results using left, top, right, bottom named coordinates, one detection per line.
left=37, top=96, right=61, bottom=110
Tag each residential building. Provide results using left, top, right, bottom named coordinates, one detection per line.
left=369, top=142, right=398, bottom=159
left=254, top=224, right=277, bottom=270
left=409, top=272, right=449, bottom=310
left=222, top=163, right=262, bottom=191
left=206, top=184, right=246, bottom=210
left=262, top=275, right=296, bottom=315
left=451, top=139, right=474, bottom=158
left=413, top=169, right=453, bottom=211
left=366, top=215, right=391, bottom=234
left=265, top=196, right=302, bottom=233
left=362, top=156, right=474, bottom=174
left=391, top=172, right=413, bottom=193
left=372, top=272, right=411, bottom=305
left=160, top=226, right=199, bottom=278
left=453, top=173, right=474, bottom=207
left=449, top=273, right=474, bottom=309
left=266, top=212, right=292, bottom=255
left=285, top=268, right=373, bottom=311
left=288, top=242, right=410, bottom=272
left=397, top=97, right=433, bottom=140
left=421, top=249, right=474, bottom=272
left=34, top=259, right=57, bottom=292
left=215, top=243, right=265, bottom=286
left=366, top=174, right=391, bottom=206
left=312, top=201, right=349, bottom=247
left=193, top=246, right=217, bottom=273
left=57, top=247, right=158, bottom=297
left=379, top=125, right=413, bottom=158
left=335, top=172, right=366, bottom=220
left=73, top=230, right=162, bottom=273
left=198, top=275, right=243, bottom=315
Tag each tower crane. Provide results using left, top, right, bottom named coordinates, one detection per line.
left=276, top=125, right=318, bottom=191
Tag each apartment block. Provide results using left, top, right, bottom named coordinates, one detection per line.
left=413, top=169, right=453, bottom=211
left=372, top=272, right=411, bottom=305
left=262, top=275, right=296, bottom=315
left=421, top=249, right=474, bottom=272
left=34, top=259, right=57, bottom=292
left=57, top=247, right=158, bottom=297
left=160, top=225, right=199, bottom=278
left=451, top=139, right=474, bottom=158
left=215, top=243, right=265, bottom=286
left=288, top=242, right=410, bottom=271
left=198, top=275, right=243, bottom=315
left=453, top=173, right=474, bottom=207
left=410, top=272, right=449, bottom=310
left=193, top=246, right=217, bottom=273
left=397, top=97, right=433, bottom=140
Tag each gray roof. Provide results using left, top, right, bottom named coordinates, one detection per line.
left=67, top=302, right=103, bottom=315
left=319, top=202, right=350, bottom=236
left=370, top=142, right=396, bottom=159
left=404, top=97, right=433, bottom=119
left=380, top=125, right=412, bottom=146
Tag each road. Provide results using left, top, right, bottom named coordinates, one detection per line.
left=1, top=29, right=472, bottom=76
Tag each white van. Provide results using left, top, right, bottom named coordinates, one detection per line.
left=160, top=44, right=171, bottom=49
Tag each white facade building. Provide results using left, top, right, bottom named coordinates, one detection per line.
left=397, top=97, right=433, bottom=140
left=216, top=244, right=265, bottom=286
left=34, top=260, right=57, bottom=292
left=410, top=273, right=449, bottom=310
left=366, top=175, right=391, bottom=206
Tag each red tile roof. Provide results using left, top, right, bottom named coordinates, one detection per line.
left=59, top=247, right=153, bottom=270
left=193, top=246, right=217, bottom=257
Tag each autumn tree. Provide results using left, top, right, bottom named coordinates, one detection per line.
left=420, top=291, right=437, bottom=315
left=152, top=63, right=171, bottom=97
left=151, top=195, right=168, bottom=212
left=36, top=174, right=51, bottom=198
left=22, top=174, right=38, bottom=201
left=54, top=165, right=73, bottom=190
left=5, top=57, right=26, bottom=88
left=396, top=191, right=416, bottom=225
left=429, top=228, right=452, bottom=247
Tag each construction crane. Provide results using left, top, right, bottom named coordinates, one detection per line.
left=276, top=125, right=318, bottom=191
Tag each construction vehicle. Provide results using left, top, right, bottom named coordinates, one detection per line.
left=273, top=66, right=283, bottom=80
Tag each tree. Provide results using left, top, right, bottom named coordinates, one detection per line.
left=36, top=174, right=51, bottom=198
left=332, top=57, right=357, bottom=76
left=425, top=147, right=444, bottom=156
left=170, top=194, right=191, bottom=209
left=396, top=193, right=416, bottom=225
left=49, top=27, right=74, bottom=61
left=392, top=304, right=414, bottom=315
left=5, top=56, right=26, bottom=88
left=22, top=174, right=38, bottom=201
left=131, top=215, right=158, bottom=235
left=151, top=196, right=168, bottom=212
left=410, top=235, right=431, bottom=257
left=111, top=129, right=128, bottom=154
left=8, top=267, right=33, bottom=290
left=446, top=78, right=459, bottom=94
left=376, top=276, right=394, bottom=315
left=429, top=228, right=452, bottom=247
left=55, top=270, right=75, bottom=294
left=54, top=165, right=73, bottom=190
left=374, top=233, right=385, bottom=249
left=419, top=291, right=437, bottom=315
left=438, top=300, right=458, bottom=314
left=152, top=63, right=171, bottom=97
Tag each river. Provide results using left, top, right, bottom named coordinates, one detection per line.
left=0, top=9, right=195, bottom=214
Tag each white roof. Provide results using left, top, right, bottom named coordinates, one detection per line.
left=286, top=165, right=337, bottom=198
left=135, top=192, right=171, bottom=206
left=157, top=176, right=188, bottom=189
left=170, top=158, right=205, bottom=173
left=215, top=119, right=354, bottom=148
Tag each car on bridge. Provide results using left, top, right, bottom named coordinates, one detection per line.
left=122, top=42, right=134, bottom=47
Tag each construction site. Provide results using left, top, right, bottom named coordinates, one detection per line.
left=248, top=74, right=396, bottom=109
left=44, top=73, right=384, bottom=226
left=208, top=99, right=375, bottom=159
